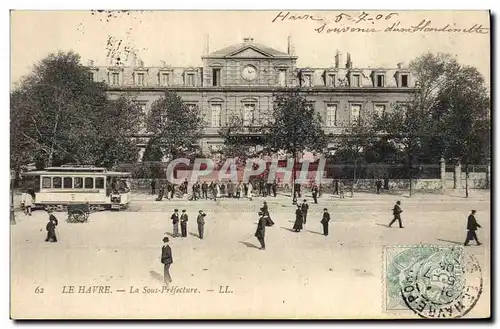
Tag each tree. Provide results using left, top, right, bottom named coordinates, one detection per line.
left=263, top=89, right=327, bottom=196
left=145, top=91, right=205, bottom=160
left=10, top=51, right=143, bottom=170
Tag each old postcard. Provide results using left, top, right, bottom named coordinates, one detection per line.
left=9, top=10, right=491, bottom=319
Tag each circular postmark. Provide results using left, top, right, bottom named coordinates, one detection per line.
left=399, top=247, right=482, bottom=318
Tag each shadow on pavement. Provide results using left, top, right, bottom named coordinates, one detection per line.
left=239, top=241, right=259, bottom=249
left=306, top=230, right=323, bottom=235
left=375, top=223, right=389, bottom=228
left=149, top=270, right=164, bottom=283
left=280, top=226, right=296, bottom=233
left=437, top=238, right=464, bottom=245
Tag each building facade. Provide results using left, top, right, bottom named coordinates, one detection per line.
left=87, top=37, right=416, bottom=156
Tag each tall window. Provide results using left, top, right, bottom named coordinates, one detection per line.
left=351, top=74, right=360, bottom=87
left=212, top=69, right=221, bottom=86
left=111, top=72, right=120, bottom=85
left=302, top=74, right=312, bottom=87
left=211, top=104, right=221, bottom=127
left=136, top=73, right=145, bottom=86
left=243, top=104, right=256, bottom=126
left=326, top=104, right=337, bottom=127
left=351, top=104, right=361, bottom=125
left=327, top=74, right=336, bottom=87
left=278, top=69, right=286, bottom=87
left=160, top=73, right=170, bottom=86
left=376, top=74, right=385, bottom=87
left=63, top=177, right=73, bottom=188
left=374, top=104, right=386, bottom=117
left=88, top=72, right=94, bottom=82
left=186, top=73, right=195, bottom=86
left=401, top=74, right=409, bottom=87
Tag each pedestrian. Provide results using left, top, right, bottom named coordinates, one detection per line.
left=293, top=205, right=303, bottom=232
left=376, top=179, right=382, bottom=195
left=171, top=209, right=180, bottom=237
left=312, top=185, right=318, bottom=204
left=464, top=210, right=482, bottom=246
left=180, top=210, right=188, bottom=237
left=272, top=179, right=277, bottom=197
left=22, top=190, right=33, bottom=216
left=161, top=237, right=173, bottom=285
left=254, top=211, right=267, bottom=250
left=191, top=184, right=198, bottom=201
left=45, top=211, right=58, bottom=242
left=216, top=182, right=221, bottom=199
left=151, top=179, right=156, bottom=195
left=266, top=182, right=272, bottom=197
left=169, top=184, right=175, bottom=199
left=236, top=182, right=242, bottom=199
left=388, top=201, right=404, bottom=228
left=338, top=181, right=345, bottom=199
left=301, top=199, right=309, bottom=224
left=261, top=201, right=274, bottom=226
left=202, top=181, right=208, bottom=200
left=333, top=179, right=339, bottom=195
left=243, top=183, right=248, bottom=198
left=228, top=180, right=234, bottom=198
left=197, top=210, right=206, bottom=239
left=247, top=182, right=253, bottom=201
left=321, top=208, right=330, bottom=236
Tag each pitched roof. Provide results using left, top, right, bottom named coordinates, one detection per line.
left=207, top=42, right=292, bottom=58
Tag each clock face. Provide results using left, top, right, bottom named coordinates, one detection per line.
left=242, top=65, right=257, bottom=81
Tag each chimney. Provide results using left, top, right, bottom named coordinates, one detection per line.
left=204, top=34, right=210, bottom=55
left=87, top=59, right=94, bottom=67
left=243, top=37, right=254, bottom=43
left=336, top=51, right=344, bottom=69
left=397, top=62, right=404, bottom=69
left=137, top=58, right=144, bottom=67
left=128, top=50, right=137, bottom=67
left=287, top=35, right=295, bottom=55
left=346, top=53, right=353, bottom=69
left=160, top=60, right=166, bottom=67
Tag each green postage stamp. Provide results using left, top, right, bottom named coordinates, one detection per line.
left=384, top=245, right=483, bottom=318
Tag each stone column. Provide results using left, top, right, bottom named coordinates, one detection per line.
left=440, top=157, right=446, bottom=190
left=454, top=161, right=462, bottom=189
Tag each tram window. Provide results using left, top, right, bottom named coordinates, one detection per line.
left=74, top=177, right=83, bottom=188
left=84, top=177, right=94, bottom=189
left=42, top=177, right=51, bottom=189
left=63, top=177, right=73, bottom=188
left=95, top=177, right=104, bottom=189
left=52, top=177, right=62, bottom=189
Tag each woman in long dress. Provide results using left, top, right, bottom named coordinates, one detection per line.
left=247, top=182, right=253, bottom=201
left=293, top=205, right=303, bottom=232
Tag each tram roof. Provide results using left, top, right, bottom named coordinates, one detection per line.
left=23, top=170, right=131, bottom=177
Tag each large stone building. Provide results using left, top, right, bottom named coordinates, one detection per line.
left=87, top=37, right=416, bottom=156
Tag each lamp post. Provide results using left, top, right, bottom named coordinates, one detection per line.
left=10, top=170, right=16, bottom=225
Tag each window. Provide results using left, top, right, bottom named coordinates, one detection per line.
left=326, top=104, right=337, bottom=127
left=351, top=74, right=360, bottom=87
left=374, top=104, right=386, bottom=117
left=84, top=177, right=94, bottom=189
left=350, top=104, right=361, bottom=125
left=63, top=177, right=73, bottom=188
left=401, top=74, right=409, bottom=87
left=186, top=103, right=197, bottom=111
left=376, top=74, right=385, bottom=87
left=95, top=177, right=105, bottom=189
left=136, top=73, right=145, bottom=86
left=42, top=177, right=52, bottom=189
left=243, top=104, right=256, bottom=126
left=327, top=74, right=336, bottom=87
left=212, top=69, right=221, bottom=86
left=278, top=69, right=286, bottom=87
left=160, top=73, right=170, bottom=86
left=52, top=177, right=62, bottom=189
left=88, top=72, right=94, bottom=82
left=111, top=72, right=120, bottom=85
left=186, top=73, right=195, bottom=86
left=305, top=103, right=315, bottom=111
left=302, top=74, right=312, bottom=87
left=211, top=104, right=221, bottom=127
left=74, top=177, right=83, bottom=188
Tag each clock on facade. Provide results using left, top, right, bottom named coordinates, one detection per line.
left=242, top=65, right=257, bottom=81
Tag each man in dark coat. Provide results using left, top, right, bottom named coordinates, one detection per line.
left=464, top=210, right=482, bottom=246
left=312, top=184, right=319, bottom=204
left=171, top=209, right=180, bottom=237
left=197, top=210, right=206, bottom=239
left=45, top=211, right=58, bottom=242
left=151, top=179, right=156, bottom=195
left=161, top=237, right=173, bottom=285
left=293, top=205, right=303, bottom=232
left=254, top=212, right=267, bottom=250
left=376, top=179, right=382, bottom=195
left=321, top=208, right=330, bottom=236
left=261, top=201, right=274, bottom=226
left=301, top=199, right=309, bottom=224
left=169, top=184, right=175, bottom=199
left=272, top=180, right=277, bottom=197
left=202, top=182, right=208, bottom=199
left=180, top=210, right=188, bottom=237
left=388, top=201, right=403, bottom=228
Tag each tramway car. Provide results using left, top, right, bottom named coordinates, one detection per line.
left=22, top=165, right=132, bottom=211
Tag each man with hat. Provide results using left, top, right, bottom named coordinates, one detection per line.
left=301, top=199, right=309, bottom=225
left=321, top=208, right=331, bottom=236
left=261, top=201, right=275, bottom=226
left=464, top=210, right=482, bottom=246
left=45, top=209, right=59, bottom=242
left=171, top=209, right=180, bottom=237
left=180, top=210, right=188, bottom=237
left=161, top=237, right=173, bottom=285
left=389, top=201, right=403, bottom=228
left=197, top=210, right=206, bottom=239
left=254, top=211, right=267, bottom=250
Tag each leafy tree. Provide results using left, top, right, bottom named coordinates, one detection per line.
left=10, top=51, right=142, bottom=170
left=145, top=91, right=205, bottom=160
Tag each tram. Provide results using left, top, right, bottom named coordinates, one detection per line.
left=22, top=165, right=132, bottom=211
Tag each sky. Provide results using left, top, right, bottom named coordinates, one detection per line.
left=10, top=10, right=490, bottom=87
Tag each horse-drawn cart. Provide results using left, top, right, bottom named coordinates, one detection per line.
left=66, top=204, right=90, bottom=223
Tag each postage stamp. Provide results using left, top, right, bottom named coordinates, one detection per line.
left=384, top=245, right=483, bottom=318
